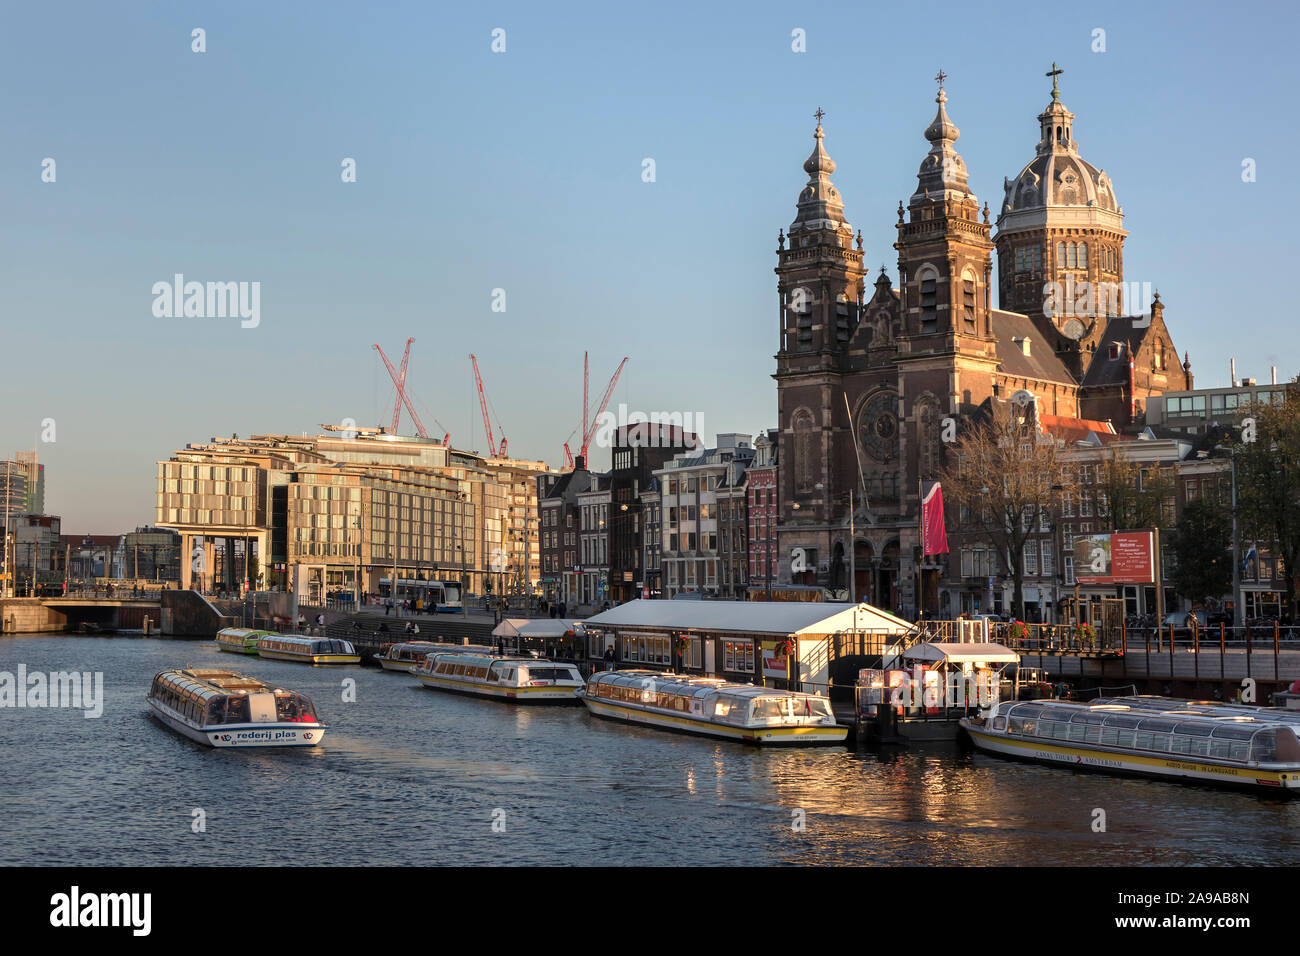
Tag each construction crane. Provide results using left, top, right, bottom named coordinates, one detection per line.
left=563, top=352, right=628, bottom=469
left=374, top=341, right=451, bottom=446
left=469, top=354, right=508, bottom=458
left=389, top=338, right=414, bottom=434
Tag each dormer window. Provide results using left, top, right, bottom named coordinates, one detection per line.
left=1109, top=342, right=1123, bottom=360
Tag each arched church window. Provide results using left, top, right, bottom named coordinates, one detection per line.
left=917, top=400, right=942, bottom=478
left=918, top=267, right=938, bottom=332
left=961, top=271, right=977, bottom=334
left=1056, top=242, right=1066, bottom=270
left=1078, top=243, right=1088, bottom=269
left=1067, top=242, right=1078, bottom=269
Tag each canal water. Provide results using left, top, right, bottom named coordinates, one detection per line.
left=4, top=634, right=1300, bottom=866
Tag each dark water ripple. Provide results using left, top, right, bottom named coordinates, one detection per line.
left=2, top=635, right=1299, bottom=866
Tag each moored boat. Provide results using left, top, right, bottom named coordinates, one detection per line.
left=377, top=641, right=496, bottom=673
left=147, top=668, right=326, bottom=748
left=961, top=698, right=1300, bottom=792
left=256, top=634, right=361, bottom=665
left=215, top=627, right=272, bottom=655
left=413, top=653, right=584, bottom=702
left=582, top=669, right=847, bottom=745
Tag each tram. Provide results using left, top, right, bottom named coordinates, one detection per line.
left=379, top=578, right=464, bottom=613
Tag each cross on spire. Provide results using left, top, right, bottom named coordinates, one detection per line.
left=1047, top=61, right=1063, bottom=101
left=814, top=106, right=825, bottom=128
left=934, top=68, right=947, bottom=91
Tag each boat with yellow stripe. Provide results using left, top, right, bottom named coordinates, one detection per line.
left=413, top=653, right=584, bottom=702
left=582, top=670, right=847, bottom=745
left=961, top=697, right=1300, bottom=793
left=215, top=627, right=272, bottom=655
left=255, top=634, right=361, bottom=665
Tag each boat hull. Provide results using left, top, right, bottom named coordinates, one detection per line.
left=962, top=721, right=1300, bottom=792
left=257, top=650, right=360, bottom=665
left=414, top=673, right=582, bottom=703
left=583, top=697, right=848, bottom=745
left=216, top=642, right=258, bottom=655
left=148, top=700, right=327, bottom=748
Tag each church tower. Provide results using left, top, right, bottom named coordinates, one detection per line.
left=994, top=64, right=1128, bottom=379
left=893, top=76, right=996, bottom=359
left=774, top=113, right=866, bottom=585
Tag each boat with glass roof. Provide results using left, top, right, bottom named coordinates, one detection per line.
left=413, top=653, right=584, bottom=702
left=215, top=627, right=272, bottom=655
left=255, top=634, right=361, bottom=665
left=582, top=669, right=847, bottom=745
left=378, top=641, right=496, bottom=673
left=961, top=697, right=1300, bottom=792
left=147, top=668, right=326, bottom=748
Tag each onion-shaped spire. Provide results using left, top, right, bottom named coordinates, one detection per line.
left=790, top=108, right=848, bottom=232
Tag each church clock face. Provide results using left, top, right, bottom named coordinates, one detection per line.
left=859, top=394, right=899, bottom=462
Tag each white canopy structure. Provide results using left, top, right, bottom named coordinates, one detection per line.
left=516, top=618, right=586, bottom=639
left=583, top=599, right=911, bottom=637
left=903, top=642, right=1020, bottom=665
left=491, top=618, right=532, bottom=639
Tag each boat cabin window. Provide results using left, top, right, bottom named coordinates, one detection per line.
left=226, top=696, right=250, bottom=723
left=205, top=697, right=227, bottom=725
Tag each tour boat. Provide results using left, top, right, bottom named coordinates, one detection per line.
left=255, top=634, right=361, bottom=665
left=413, top=653, right=584, bottom=702
left=215, top=627, right=271, bottom=655
left=961, top=697, right=1300, bottom=792
left=377, top=641, right=497, bottom=673
left=147, top=668, right=326, bottom=748
left=582, top=670, right=848, bottom=745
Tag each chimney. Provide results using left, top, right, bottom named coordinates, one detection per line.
left=1230, top=358, right=1237, bottom=387
left=574, top=455, right=586, bottom=471
left=1272, top=366, right=1278, bottom=385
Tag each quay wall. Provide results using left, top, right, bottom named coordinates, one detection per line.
left=0, top=599, right=67, bottom=634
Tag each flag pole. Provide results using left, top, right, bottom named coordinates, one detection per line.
left=918, top=478, right=924, bottom=620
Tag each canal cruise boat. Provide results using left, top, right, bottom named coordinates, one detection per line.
left=377, top=641, right=497, bottom=673
left=961, top=697, right=1300, bottom=793
left=215, top=627, right=272, bottom=655
left=255, top=634, right=361, bottom=665
left=147, top=668, right=326, bottom=748
left=582, top=670, right=848, bottom=746
left=413, top=653, right=584, bottom=702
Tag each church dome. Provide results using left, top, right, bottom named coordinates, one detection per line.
left=1000, top=72, right=1120, bottom=218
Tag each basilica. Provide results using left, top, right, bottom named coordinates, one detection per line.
left=774, top=68, right=1193, bottom=614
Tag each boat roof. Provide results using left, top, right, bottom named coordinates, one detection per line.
left=1002, top=697, right=1299, bottom=733
left=904, top=642, right=1020, bottom=664
left=589, top=668, right=827, bottom=700
left=159, top=668, right=293, bottom=697
left=583, top=599, right=912, bottom=636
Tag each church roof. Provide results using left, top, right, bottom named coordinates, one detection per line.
left=990, top=310, right=1076, bottom=385
left=1081, top=315, right=1154, bottom=387
left=1038, top=414, right=1118, bottom=445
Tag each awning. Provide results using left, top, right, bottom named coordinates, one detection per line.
left=516, top=618, right=587, bottom=639
left=903, top=642, right=1020, bottom=664
left=491, top=618, right=532, bottom=638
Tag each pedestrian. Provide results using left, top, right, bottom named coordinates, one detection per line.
left=385, top=600, right=391, bottom=617
left=603, top=644, right=615, bottom=672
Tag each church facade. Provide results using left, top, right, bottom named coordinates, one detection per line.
left=773, top=71, right=1193, bottom=617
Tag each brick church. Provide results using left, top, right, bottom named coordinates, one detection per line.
left=774, top=68, right=1193, bottom=615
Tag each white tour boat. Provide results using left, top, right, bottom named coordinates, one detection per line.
left=961, top=697, right=1300, bottom=793
left=147, top=668, right=326, bottom=748
left=413, top=653, right=584, bottom=702
left=255, top=634, right=361, bottom=665
left=582, top=669, right=848, bottom=745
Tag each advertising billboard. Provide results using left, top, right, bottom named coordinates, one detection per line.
left=1072, top=530, right=1156, bottom=585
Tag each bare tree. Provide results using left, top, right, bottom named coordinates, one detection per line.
left=940, top=401, right=1077, bottom=620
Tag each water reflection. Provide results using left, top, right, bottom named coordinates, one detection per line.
left=3, top=635, right=1300, bottom=865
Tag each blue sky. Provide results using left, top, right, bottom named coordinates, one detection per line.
left=2, top=0, right=1296, bottom=531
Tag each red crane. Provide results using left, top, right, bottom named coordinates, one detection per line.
left=563, top=353, right=628, bottom=469
left=470, top=354, right=508, bottom=458
left=374, top=341, right=451, bottom=445
left=390, top=338, right=414, bottom=434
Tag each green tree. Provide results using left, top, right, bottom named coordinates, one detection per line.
left=1171, top=497, right=1232, bottom=606
left=1235, top=387, right=1300, bottom=617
